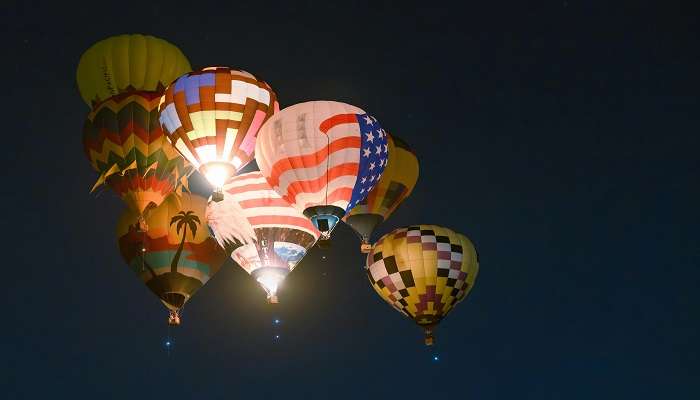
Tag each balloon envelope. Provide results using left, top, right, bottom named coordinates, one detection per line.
left=116, top=194, right=226, bottom=317
left=76, top=34, right=191, bottom=108
left=83, top=91, right=191, bottom=215
left=255, top=101, right=388, bottom=238
left=365, top=225, right=479, bottom=345
left=159, top=67, right=278, bottom=191
left=206, top=171, right=320, bottom=302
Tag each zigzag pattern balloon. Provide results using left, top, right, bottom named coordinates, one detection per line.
left=83, top=91, right=191, bottom=215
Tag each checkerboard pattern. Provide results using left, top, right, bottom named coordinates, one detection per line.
left=365, top=225, right=479, bottom=326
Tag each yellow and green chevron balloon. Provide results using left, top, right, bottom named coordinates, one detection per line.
left=76, top=34, right=191, bottom=108
left=83, top=91, right=192, bottom=216
left=366, top=225, right=479, bottom=345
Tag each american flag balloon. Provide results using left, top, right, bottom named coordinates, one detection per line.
left=206, top=172, right=320, bottom=303
left=255, top=101, right=389, bottom=239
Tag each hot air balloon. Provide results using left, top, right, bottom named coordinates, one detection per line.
left=206, top=172, right=320, bottom=303
left=255, top=101, right=388, bottom=240
left=344, top=134, right=419, bottom=252
left=84, top=91, right=192, bottom=230
left=159, top=67, right=278, bottom=201
left=365, top=225, right=479, bottom=345
left=116, top=193, right=226, bottom=325
left=76, top=34, right=191, bottom=108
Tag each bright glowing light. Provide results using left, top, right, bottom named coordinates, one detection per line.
left=204, top=164, right=232, bottom=188
left=275, top=335, right=280, bottom=339
left=274, top=319, right=280, bottom=324
left=232, top=156, right=242, bottom=168
left=256, top=272, right=285, bottom=301
left=165, top=341, right=171, bottom=347
left=432, top=355, right=439, bottom=361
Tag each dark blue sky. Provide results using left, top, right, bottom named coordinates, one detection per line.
left=3, top=1, right=698, bottom=398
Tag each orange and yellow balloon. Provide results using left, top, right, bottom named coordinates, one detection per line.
left=83, top=91, right=192, bottom=221
left=116, top=194, right=226, bottom=325
left=159, top=67, right=278, bottom=200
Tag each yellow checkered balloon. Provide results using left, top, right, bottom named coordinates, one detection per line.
left=366, top=225, right=479, bottom=345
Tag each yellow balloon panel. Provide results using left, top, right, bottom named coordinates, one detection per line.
left=365, top=225, right=478, bottom=327
left=350, top=134, right=418, bottom=218
left=77, top=34, right=192, bottom=107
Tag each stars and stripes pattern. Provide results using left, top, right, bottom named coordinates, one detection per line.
left=213, top=172, right=320, bottom=241
left=255, top=101, right=388, bottom=214
left=159, top=67, right=278, bottom=171
left=346, top=113, right=388, bottom=212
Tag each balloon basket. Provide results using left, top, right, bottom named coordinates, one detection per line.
left=136, top=216, right=148, bottom=232
left=168, top=310, right=181, bottom=326
left=211, top=189, right=224, bottom=202
left=360, top=243, right=372, bottom=253
left=423, top=326, right=435, bottom=346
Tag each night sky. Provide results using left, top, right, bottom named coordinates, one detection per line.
left=3, top=1, right=699, bottom=398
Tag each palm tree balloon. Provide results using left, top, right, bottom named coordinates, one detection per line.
left=169, top=211, right=200, bottom=273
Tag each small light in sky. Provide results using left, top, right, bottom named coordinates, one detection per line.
left=322, top=256, right=326, bottom=260
left=165, top=341, right=171, bottom=347
left=432, top=355, right=439, bottom=362
left=273, top=318, right=280, bottom=325
left=275, top=335, right=280, bottom=339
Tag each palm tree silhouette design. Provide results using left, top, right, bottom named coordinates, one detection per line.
left=169, top=211, right=200, bottom=273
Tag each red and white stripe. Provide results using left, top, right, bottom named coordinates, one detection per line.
left=255, top=101, right=365, bottom=211
left=222, top=172, right=320, bottom=238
